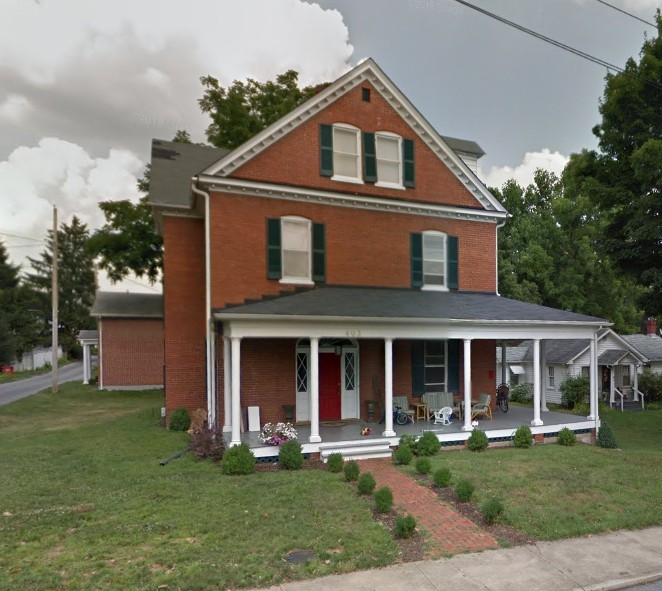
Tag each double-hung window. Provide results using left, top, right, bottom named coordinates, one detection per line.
left=422, top=232, right=445, bottom=288
left=548, top=366, right=555, bottom=388
left=281, top=217, right=311, bottom=282
left=410, top=231, right=458, bottom=290
left=332, top=124, right=361, bottom=183
left=424, top=340, right=446, bottom=392
left=267, top=216, right=326, bottom=284
left=375, top=132, right=402, bottom=188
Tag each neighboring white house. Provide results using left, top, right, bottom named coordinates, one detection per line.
left=496, top=328, right=649, bottom=405
left=622, top=318, right=662, bottom=375
left=12, top=346, right=63, bottom=372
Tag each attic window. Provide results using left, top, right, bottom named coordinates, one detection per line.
left=362, top=87, right=371, bottom=102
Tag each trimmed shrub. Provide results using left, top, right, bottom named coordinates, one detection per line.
left=374, top=486, right=393, bottom=513
left=560, top=375, right=589, bottom=409
left=357, top=472, right=377, bottom=495
left=394, top=514, right=417, bottom=538
left=393, top=444, right=413, bottom=465
left=433, top=466, right=452, bottom=488
left=169, top=407, right=191, bottom=432
left=327, top=452, right=344, bottom=473
left=415, top=456, right=432, bottom=475
left=481, top=497, right=504, bottom=525
left=221, top=443, right=256, bottom=475
left=455, top=478, right=475, bottom=502
left=278, top=439, right=304, bottom=470
left=399, top=434, right=417, bottom=450
left=557, top=427, right=576, bottom=446
left=190, top=428, right=225, bottom=461
left=344, top=459, right=360, bottom=482
left=513, top=424, right=533, bottom=448
left=416, top=431, right=441, bottom=456
left=597, top=421, right=618, bottom=449
left=510, top=383, right=533, bottom=403
left=467, top=429, right=488, bottom=452
left=639, top=369, right=662, bottom=402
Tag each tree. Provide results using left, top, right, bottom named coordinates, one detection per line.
left=199, top=69, right=325, bottom=149
left=24, top=217, right=97, bottom=357
left=566, top=13, right=662, bottom=315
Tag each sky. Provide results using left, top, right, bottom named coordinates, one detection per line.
left=0, top=0, right=659, bottom=291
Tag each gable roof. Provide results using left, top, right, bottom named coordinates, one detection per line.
left=622, top=334, right=662, bottom=362
left=199, top=58, right=505, bottom=215
left=91, top=292, right=163, bottom=319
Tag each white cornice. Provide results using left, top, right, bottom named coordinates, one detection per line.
left=197, top=176, right=508, bottom=223
left=200, top=59, right=506, bottom=216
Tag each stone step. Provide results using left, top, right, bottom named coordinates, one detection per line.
left=319, top=439, right=393, bottom=461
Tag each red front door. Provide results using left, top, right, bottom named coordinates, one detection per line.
left=319, top=353, right=341, bottom=420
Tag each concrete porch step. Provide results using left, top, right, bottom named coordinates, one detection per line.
left=319, top=438, right=393, bottom=461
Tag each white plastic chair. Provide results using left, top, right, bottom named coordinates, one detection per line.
left=433, top=406, right=453, bottom=425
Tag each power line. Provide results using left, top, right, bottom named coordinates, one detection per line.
left=592, top=0, right=657, bottom=28
left=0, top=231, right=43, bottom=242
left=451, top=0, right=662, bottom=92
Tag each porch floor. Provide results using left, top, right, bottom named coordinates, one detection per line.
left=226, top=405, right=594, bottom=457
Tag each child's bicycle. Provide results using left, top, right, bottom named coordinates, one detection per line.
left=379, top=404, right=414, bottom=425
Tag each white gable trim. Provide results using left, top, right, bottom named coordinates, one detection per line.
left=197, top=175, right=508, bottom=224
left=567, top=328, right=648, bottom=364
left=200, top=59, right=505, bottom=215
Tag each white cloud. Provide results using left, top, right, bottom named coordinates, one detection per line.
left=480, top=149, right=570, bottom=189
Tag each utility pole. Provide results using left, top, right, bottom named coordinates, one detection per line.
left=51, top=204, right=58, bottom=393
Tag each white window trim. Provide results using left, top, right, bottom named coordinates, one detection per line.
left=548, top=365, right=555, bottom=388
left=331, top=123, right=363, bottom=185
left=374, top=131, right=404, bottom=190
left=279, top=216, right=314, bottom=286
left=424, top=339, right=448, bottom=393
left=421, top=230, right=448, bottom=291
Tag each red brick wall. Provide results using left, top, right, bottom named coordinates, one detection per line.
left=100, top=318, right=164, bottom=387
left=210, top=194, right=496, bottom=308
left=162, top=215, right=207, bottom=415
left=231, top=82, right=483, bottom=210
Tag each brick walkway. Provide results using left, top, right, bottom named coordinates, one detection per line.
left=360, top=459, right=499, bottom=557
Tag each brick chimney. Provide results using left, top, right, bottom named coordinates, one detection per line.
left=645, top=317, right=657, bottom=338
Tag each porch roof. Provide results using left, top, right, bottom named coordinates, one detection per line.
left=598, top=349, right=632, bottom=365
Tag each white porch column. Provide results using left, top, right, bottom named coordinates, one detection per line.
left=610, top=367, right=616, bottom=407
left=588, top=336, right=598, bottom=420
left=462, top=338, right=473, bottom=431
left=223, top=337, right=232, bottom=433
left=82, top=344, right=91, bottom=385
left=230, top=337, right=242, bottom=446
left=633, top=365, right=639, bottom=401
left=541, top=340, right=548, bottom=412
left=531, top=339, right=543, bottom=426
left=309, top=337, right=321, bottom=443
left=500, top=342, right=507, bottom=386
left=383, top=338, right=396, bottom=437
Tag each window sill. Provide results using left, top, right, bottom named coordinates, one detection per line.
left=421, top=285, right=449, bottom=292
left=375, top=181, right=405, bottom=190
left=331, top=175, right=363, bottom=185
left=279, top=278, right=315, bottom=286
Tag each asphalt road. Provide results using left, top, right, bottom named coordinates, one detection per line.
left=626, top=581, right=662, bottom=591
left=0, top=362, right=83, bottom=406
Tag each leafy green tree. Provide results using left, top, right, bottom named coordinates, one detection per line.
left=199, top=69, right=325, bottom=149
left=24, top=217, right=96, bottom=357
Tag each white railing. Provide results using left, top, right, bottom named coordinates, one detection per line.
left=633, top=388, right=645, bottom=410
left=614, top=387, right=624, bottom=412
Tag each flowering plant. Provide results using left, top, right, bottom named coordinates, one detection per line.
left=259, top=422, right=298, bottom=446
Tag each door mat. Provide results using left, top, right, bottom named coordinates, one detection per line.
left=320, top=421, right=348, bottom=427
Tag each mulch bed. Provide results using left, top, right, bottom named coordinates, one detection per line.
left=372, top=508, right=427, bottom=563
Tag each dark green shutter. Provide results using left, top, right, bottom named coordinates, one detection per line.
left=320, top=124, right=333, bottom=177
left=410, top=232, right=423, bottom=288
left=266, top=218, right=281, bottom=279
left=312, top=223, right=326, bottom=282
left=403, top=138, right=415, bottom=188
left=411, top=340, right=425, bottom=396
left=363, top=132, right=377, bottom=183
left=447, top=340, right=459, bottom=392
left=447, top=235, right=458, bottom=290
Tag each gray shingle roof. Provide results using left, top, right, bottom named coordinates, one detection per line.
left=622, top=334, right=662, bottom=361
left=496, top=345, right=529, bottom=363
left=442, top=136, right=485, bottom=158
left=148, top=139, right=228, bottom=208
left=91, top=292, right=163, bottom=318
left=216, top=287, right=607, bottom=323
left=77, top=330, right=99, bottom=341
left=598, top=349, right=629, bottom=365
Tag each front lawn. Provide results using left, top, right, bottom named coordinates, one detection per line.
left=0, top=384, right=397, bottom=591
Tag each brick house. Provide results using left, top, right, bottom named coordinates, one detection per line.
left=146, top=59, right=606, bottom=453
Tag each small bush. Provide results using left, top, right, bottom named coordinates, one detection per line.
left=510, top=383, right=533, bottom=403
left=433, top=466, right=452, bottom=487
left=639, top=368, right=662, bottom=403
left=327, top=452, right=344, bottom=473
left=374, top=486, right=393, bottom=512
left=399, top=434, right=417, bottom=450
left=560, top=375, right=589, bottom=409
left=597, top=421, right=618, bottom=449
left=481, top=497, right=504, bottom=525
left=416, top=431, right=441, bottom=456
left=573, top=402, right=590, bottom=416
left=415, top=456, right=432, bottom=474
left=394, top=514, right=417, bottom=538
left=190, top=428, right=225, bottom=461
left=344, top=459, right=360, bottom=481
left=357, top=472, right=377, bottom=495
left=557, top=427, right=576, bottom=446
left=467, top=429, right=488, bottom=452
left=221, top=443, right=256, bottom=475
left=169, top=407, right=191, bottom=432
left=278, top=439, right=304, bottom=470
left=513, top=424, right=533, bottom=448
left=455, top=478, right=475, bottom=502
left=393, top=444, right=413, bottom=465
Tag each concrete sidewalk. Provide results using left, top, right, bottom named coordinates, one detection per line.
left=256, top=526, right=662, bottom=591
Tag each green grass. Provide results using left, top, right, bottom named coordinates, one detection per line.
left=0, top=384, right=397, bottom=591
left=416, top=409, right=662, bottom=540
